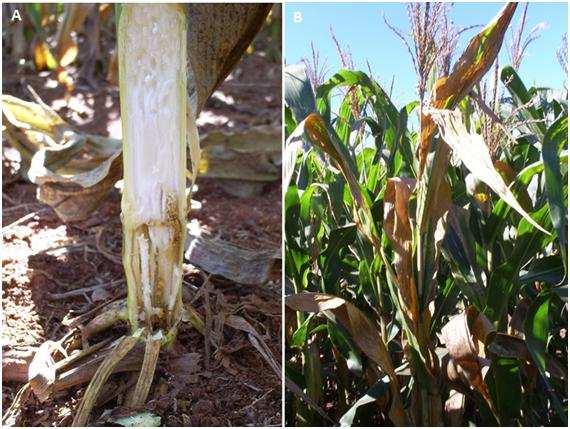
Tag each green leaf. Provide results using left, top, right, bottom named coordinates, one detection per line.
left=524, top=294, right=567, bottom=424
left=339, top=376, right=390, bottom=427
left=487, top=358, right=522, bottom=425
left=291, top=314, right=313, bottom=348
left=484, top=203, right=553, bottom=326
left=316, top=70, right=398, bottom=128
left=542, top=115, right=568, bottom=273
left=501, top=65, right=546, bottom=137
left=519, top=255, right=565, bottom=286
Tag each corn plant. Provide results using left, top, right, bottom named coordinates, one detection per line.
left=284, top=3, right=567, bottom=426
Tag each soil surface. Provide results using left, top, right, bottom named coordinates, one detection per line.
left=2, top=9, right=282, bottom=427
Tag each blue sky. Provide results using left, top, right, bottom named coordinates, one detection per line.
left=285, top=2, right=568, bottom=110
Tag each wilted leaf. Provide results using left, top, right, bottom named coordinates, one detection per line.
left=383, top=177, right=419, bottom=323
left=286, top=292, right=407, bottom=425
left=427, top=108, right=548, bottom=234
left=440, top=306, right=495, bottom=412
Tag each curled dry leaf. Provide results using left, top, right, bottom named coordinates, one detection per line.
left=286, top=292, right=407, bottom=426
left=2, top=94, right=123, bottom=222
left=440, top=306, right=495, bottom=411
left=427, top=108, right=548, bottom=234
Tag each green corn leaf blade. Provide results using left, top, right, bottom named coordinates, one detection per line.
left=316, top=70, right=398, bottom=129
left=285, top=106, right=296, bottom=135
left=484, top=203, right=553, bottom=326
left=486, top=357, right=522, bottom=425
left=552, top=285, right=567, bottom=302
left=485, top=151, right=568, bottom=244
left=501, top=65, right=546, bottom=137
left=391, top=105, right=416, bottom=178
left=318, top=224, right=357, bottom=292
left=290, top=314, right=314, bottom=348
left=523, top=294, right=567, bottom=424
left=334, top=87, right=365, bottom=146
left=541, top=115, right=568, bottom=273
left=519, top=255, right=565, bottom=286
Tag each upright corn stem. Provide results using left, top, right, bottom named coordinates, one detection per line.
left=118, top=4, right=190, bottom=342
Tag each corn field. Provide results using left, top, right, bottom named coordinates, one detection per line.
left=284, top=3, right=568, bottom=426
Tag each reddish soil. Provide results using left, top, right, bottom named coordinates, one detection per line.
left=2, top=9, right=282, bottom=427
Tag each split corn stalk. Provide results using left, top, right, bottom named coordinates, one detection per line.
left=118, top=4, right=198, bottom=342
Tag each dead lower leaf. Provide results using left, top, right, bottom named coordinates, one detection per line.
left=440, top=306, right=495, bottom=411
left=286, top=292, right=407, bottom=426
left=383, top=177, right=419, bottom=325
left=225, top=314, right=281, bottom=378
left=32, top=40, right=57, bottom=71
left=2, top=94, right=123, bottom=222
left=167, top=352, right=202, bottom=386
left=185, top=233, right=278, bottom=285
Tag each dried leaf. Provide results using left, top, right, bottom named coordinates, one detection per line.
left=185, top=233, right=279, bottom=285
left=2, top=94, right=123, bottom=222
left=440, top=306, right=495, bottom=411
left=427, top=108, right=548, bottom=234
left=383, top=178, right=419, bottom=323
left=286, top=292, right=407, bottom=426
left=225, top=314, right=281, bottom=378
